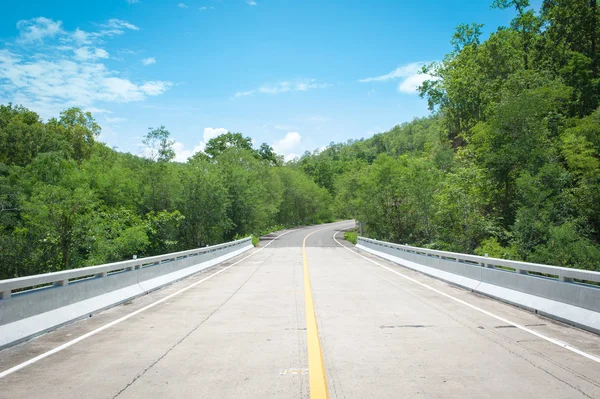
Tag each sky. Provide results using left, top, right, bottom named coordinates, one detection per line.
left=0, top=0, right=533, bottom=162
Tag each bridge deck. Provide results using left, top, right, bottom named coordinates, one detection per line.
left=1, top=221, right=599, bottom=398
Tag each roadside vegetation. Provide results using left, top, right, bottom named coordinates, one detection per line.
left=0, top=110, right=333, bottom=279
left=343, top=232, right=358, bottom=245
left=291, top=0, right=600, bottom=271
left=1, top=1, right=599, bottom=277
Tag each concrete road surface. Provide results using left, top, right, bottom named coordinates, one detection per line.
left=1, top=221, right=600, bottom=398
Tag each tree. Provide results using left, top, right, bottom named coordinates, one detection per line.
left=143, top=126, right=175, bottom=162
left=46, top=108, right=100, bottom=163
left=451, top=23, right=484, bottom=53
left=178, top=159, right=231, bottom=247
left=204, top=132, right=254, bottom=158
left=258, top=143, right=282, bottom=165
left=23, top=183, right=96, bottom=270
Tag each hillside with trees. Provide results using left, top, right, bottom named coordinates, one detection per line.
left=1, top=0, right=599, bottom=278
left=0, top=106, right=333, bottom=279
left=293, top=0, right=600, bottom=271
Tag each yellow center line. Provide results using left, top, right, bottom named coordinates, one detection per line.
left=302, top=228, right=330, bottom=399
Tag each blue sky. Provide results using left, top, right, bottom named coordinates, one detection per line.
left=0, top=0, right=532, bottom=161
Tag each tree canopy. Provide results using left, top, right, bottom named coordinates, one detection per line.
left=0, top=106, right=332, bottom=279
left=1, top=0, right=599, bottom=278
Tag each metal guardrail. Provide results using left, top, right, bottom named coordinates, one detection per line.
left=357, top=236, right=600, bottom=334
left=0, top=237, right=252, bottom=300
left=358, top=237, right=600, bottom=286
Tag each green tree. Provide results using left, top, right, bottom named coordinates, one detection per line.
left=204, top=132, right=254, bottom=158
left=178, top=159, right=231, bottom=247
left=143, top=126, right=175, bottom=162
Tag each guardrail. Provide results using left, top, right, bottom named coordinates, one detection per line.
left=0, top=238, right=251, bottom=300
left=0, top=237, right=253, bottom=348
left=357, top=237, right=600, bottom=333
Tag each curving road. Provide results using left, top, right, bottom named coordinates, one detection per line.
left=1, top=221, right=600, bottom=398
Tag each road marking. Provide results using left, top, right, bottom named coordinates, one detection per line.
left=280, top=368, right=308, bottom=375
left=332, top=231, right=600, bottom=365
left=303, top=228, right=330, bottom=399
left=0, top=230, right=293, bottom=379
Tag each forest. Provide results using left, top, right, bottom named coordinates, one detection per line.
left=0, top=112, right=333, bottom=279
left=294, top=0, right=600, bottom=271
left=1, top=0, right=599, bottom=278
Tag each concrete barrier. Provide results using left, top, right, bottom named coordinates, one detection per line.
left=0, top=237, right=253, bottom=348
left=357, top=237, right=600, bottom=334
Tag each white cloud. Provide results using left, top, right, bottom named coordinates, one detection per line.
left=234, top=90, right=254, bottom=97
left=104, top=116, right=126, bottom=123
left=73, top=47, right=109, bottom=61
left=359, top=62, right=423, bottom=82
left=96, top=19, right=140, bottom=38
left=127, top=0, right=140, bottom=4
left=140, top=81, right=170, bottom=95
left=359, top=61, right=437, bottom=95
left=0, top=17, right=167, bottom=118
left=107, top=18, right=139, bottom=31
left=15, top=17, right=139, bottom=47
left=235, top=79, right=329, bottom=97
left=178, top=3, right=188, bottom=8
left=73, top=28, right=91, bottom=44
left=203, top=127, right=228, bottom=142
left=282, top=153, right=298, bottom=162
left=246, top=0, right=257, bottom=5
left=172, top=127, right=228, bottom=162
left=70, top=20, right=139, bottom=46
left=272, top=132, right=301, bottom=159
left=397, top=73, right=433, bottom=94
left=16, top=17, right=64, bottom=43
left=173, top=141, right=203, bottom=162
left=0, top=48, right=171, bottom=118
left=84, top=107, right=112, bottom=114
left=197, top=127, right=228, bottom=152
left=141, top=57, right=156, bottom=65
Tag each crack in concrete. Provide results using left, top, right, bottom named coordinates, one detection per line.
left=111, top=252, right=275, bottom=399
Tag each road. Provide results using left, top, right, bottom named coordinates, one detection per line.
left=1, top=221, right=600, bottom=398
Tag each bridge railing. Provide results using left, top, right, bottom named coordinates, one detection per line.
left=0, top=237, right=253, bottom=348
left=357, top=236, right=600, bottom=333
left=358, top=237, right=600, bottom=285
left=0, top=238, right=252, bottom=300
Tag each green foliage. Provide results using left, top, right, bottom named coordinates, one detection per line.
left=343, top=231, right=357, bottom=245
left=87, top=208, right=149, bottom=265
left=143, top=126, right=175, bottom=162
left=474, top=238, right=521, bottom=260
left=0, top=106, right=333, bottom=279
left=296, top=0, right=600, bottom=271
left=177, top=159, right=231, bottom=247
left=204, top=132, right=254, bottom=158
left=276, top=167, right=333, bottom=226
left=2, top=0, right=599, bottom=278
left=529, top=222, right=600, bottom=271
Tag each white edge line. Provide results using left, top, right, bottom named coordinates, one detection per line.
left=332, top=230, right=600, bottom=364
left=0, top=230, right=293, bottom=378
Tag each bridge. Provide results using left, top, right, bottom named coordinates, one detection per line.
left=1, top=221, right=599, bottom=398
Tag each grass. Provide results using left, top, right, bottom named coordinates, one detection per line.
left=344, top=231, right=358, bottom=245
